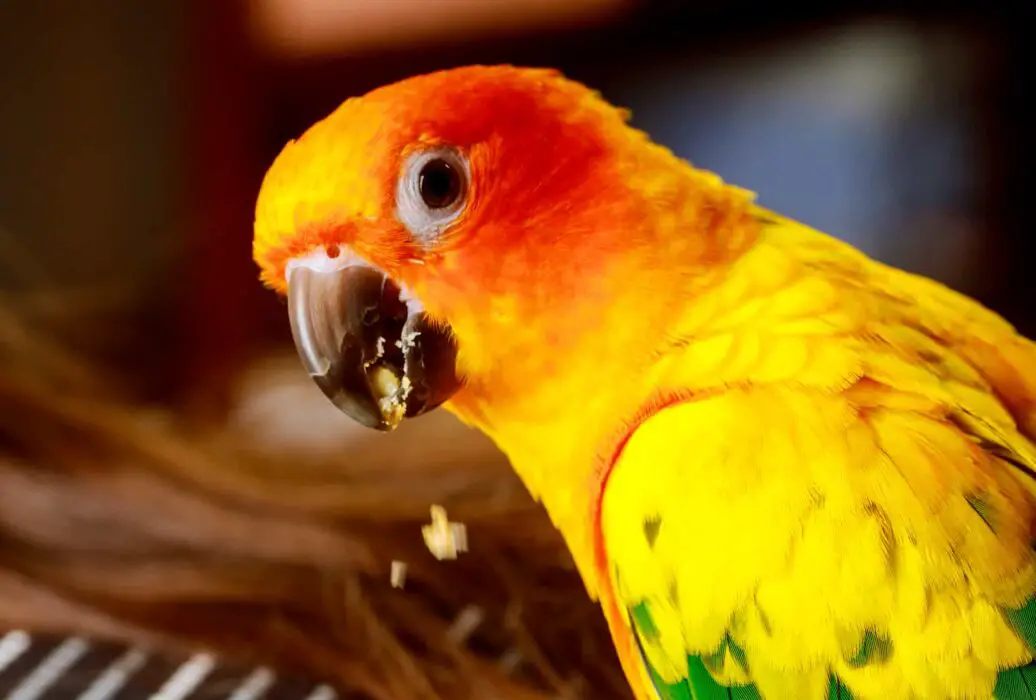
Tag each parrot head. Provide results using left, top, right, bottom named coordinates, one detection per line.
left=253, top=65, right=755, bottom=434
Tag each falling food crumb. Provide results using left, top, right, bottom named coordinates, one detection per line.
left=422, top=505, right=467, bottom=560
left=390, top=560, right=407, bottom=588
left=446, top=605, right=485, bottom=644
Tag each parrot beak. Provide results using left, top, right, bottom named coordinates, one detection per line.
left=286, top=264, right=461, bottom=431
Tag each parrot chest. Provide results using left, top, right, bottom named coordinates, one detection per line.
left=499, top=432, right=617, bottom=601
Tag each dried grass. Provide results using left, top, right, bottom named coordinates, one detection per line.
left=0, top=306, right=627, bottom=699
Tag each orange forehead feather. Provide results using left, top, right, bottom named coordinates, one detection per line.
left=252, top=92, right=399, bottom=292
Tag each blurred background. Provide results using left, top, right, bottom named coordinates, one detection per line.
left=0, top=1, right=1030, bottom=699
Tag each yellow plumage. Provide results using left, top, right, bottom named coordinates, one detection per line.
left=250, top=65, right=1036, bottom=700
left=600, top=209, right=1036, bottom=700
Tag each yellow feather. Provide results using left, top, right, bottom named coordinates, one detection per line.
left=596, top=213, right=1036, bottom=700
left=251, top=67, right=1036, bottom=700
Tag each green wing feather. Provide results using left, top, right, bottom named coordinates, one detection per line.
left=996, top=598, right=1036, bottom=699
left=629, top=599, right=849, bottom=699
left=629, top=597, right=1036, bottom=700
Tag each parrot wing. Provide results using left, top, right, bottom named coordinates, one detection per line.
left=598, top=212, right=1036, bottom=700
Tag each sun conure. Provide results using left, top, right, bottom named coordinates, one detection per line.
left=251, top=65, right=1036, bottom=700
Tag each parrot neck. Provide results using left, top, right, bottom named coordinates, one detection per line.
left=443, top=169, right=764, bottom=595
left=447, top=354, right=659, bottom=597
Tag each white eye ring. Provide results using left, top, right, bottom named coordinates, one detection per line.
left=395, top=145, right=470, bottom=245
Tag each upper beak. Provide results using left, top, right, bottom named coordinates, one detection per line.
left=287, top=264, right=461, bottom=431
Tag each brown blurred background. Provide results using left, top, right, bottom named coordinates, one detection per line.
left=0, top=1, right=1031, bottom=699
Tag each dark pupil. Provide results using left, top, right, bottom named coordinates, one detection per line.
left=418, top=159, right=460, bottom=209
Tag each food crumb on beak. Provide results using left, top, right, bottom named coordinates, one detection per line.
left=370, top=364, right=399, bottom=396
left=397, top=327, right=421, bottom=352
left=422, top=505, right=467, bottom=560
left=370, top=365, right=409, bottom=427
left=390, top=560, right=407, bottom=588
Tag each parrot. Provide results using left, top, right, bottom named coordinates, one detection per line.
left=251, top=65, right=1036, bottom=700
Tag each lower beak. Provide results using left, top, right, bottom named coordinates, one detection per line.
left=287, top=264, right=461, bottom=431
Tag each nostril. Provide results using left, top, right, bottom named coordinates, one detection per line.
left=362, top=307, right=380, bottom=326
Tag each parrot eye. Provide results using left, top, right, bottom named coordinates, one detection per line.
left=396, top=146, right=469, bottom=244
left=418, top=159, right=461, bottom=209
